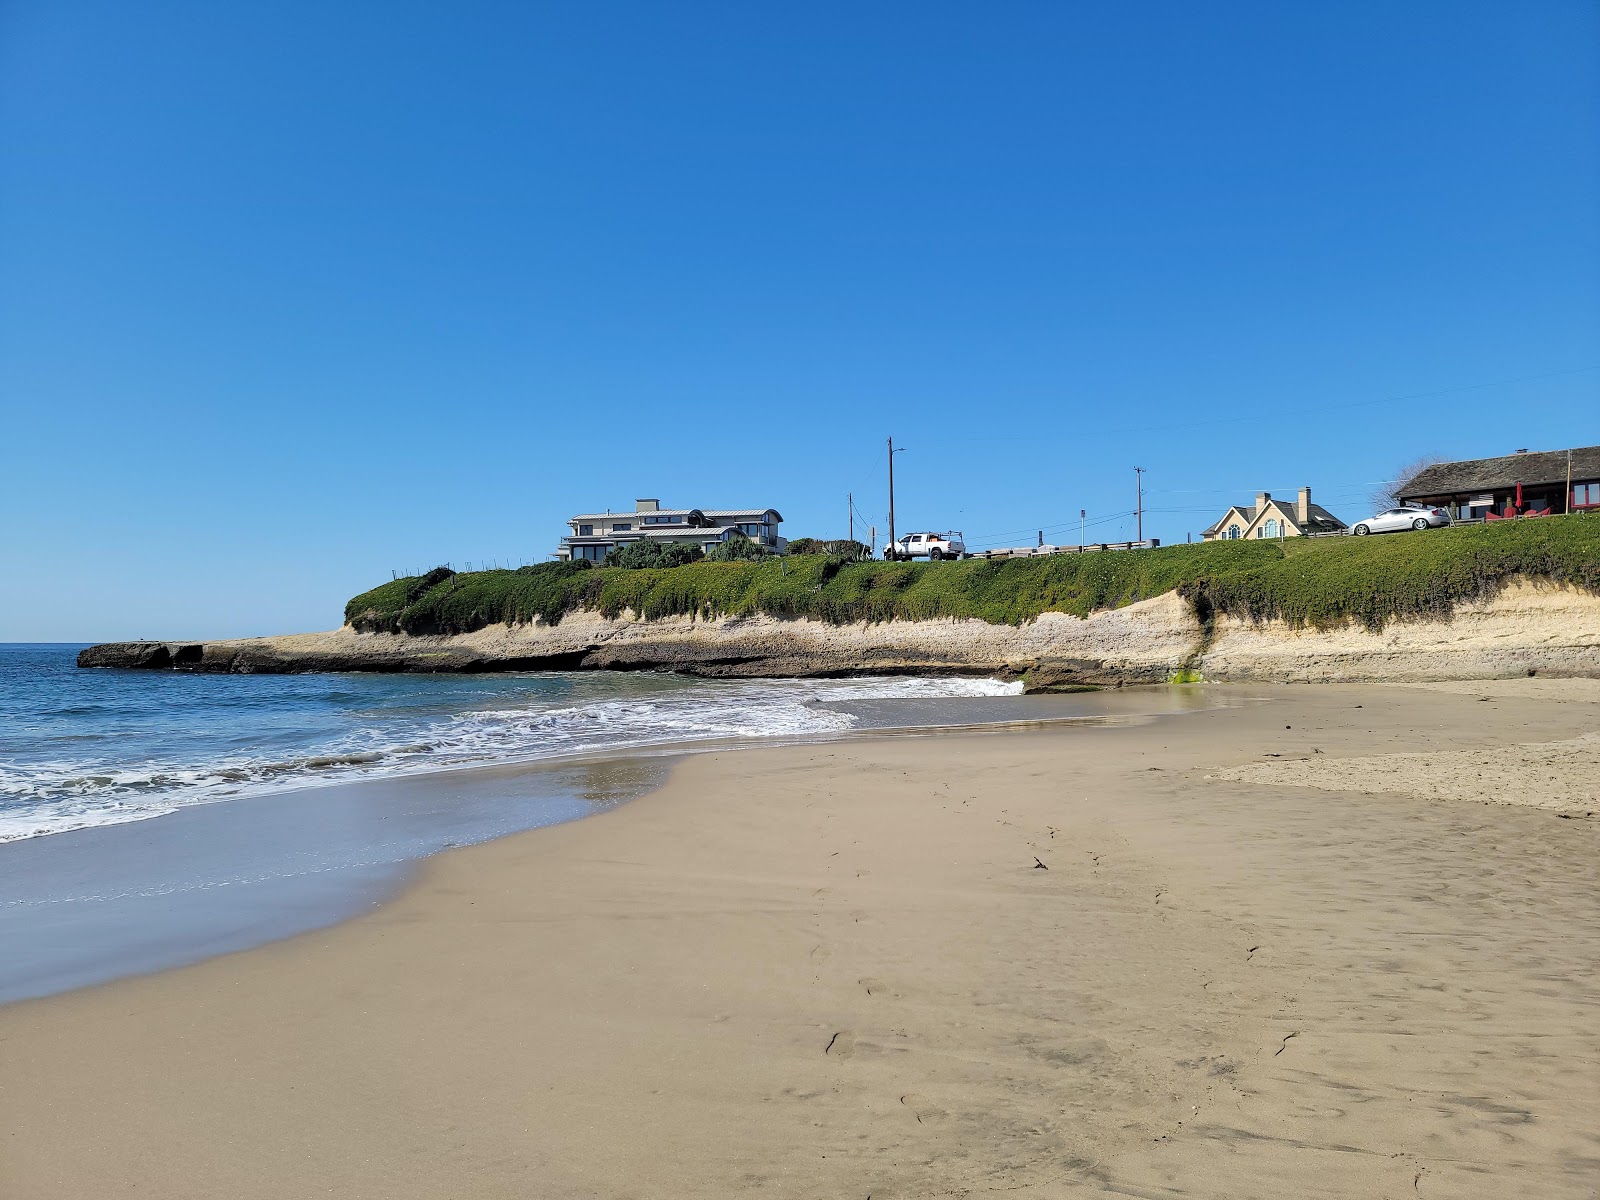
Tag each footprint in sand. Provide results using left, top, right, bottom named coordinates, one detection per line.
left=823, top=1030, right=856, bottom=1058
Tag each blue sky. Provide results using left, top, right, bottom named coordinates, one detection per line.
left=2, top=1, right=1597, bottom=641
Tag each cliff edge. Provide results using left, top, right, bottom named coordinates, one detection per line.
left=76, top=581, right=1600, bottom=686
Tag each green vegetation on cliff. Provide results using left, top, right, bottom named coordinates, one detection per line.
left=345, top=517, right=1600, bottom=637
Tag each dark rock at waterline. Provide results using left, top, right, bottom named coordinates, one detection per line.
left=74, top=635, right=1140, bottom=691
left=77, top=640, right=606, bottom=676
left=77, top=642, right=186, bottom=670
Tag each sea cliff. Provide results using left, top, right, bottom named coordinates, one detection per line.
left=76, top=581, right=1600, bottom=686
left=79, top=522, right=1600, bottom=685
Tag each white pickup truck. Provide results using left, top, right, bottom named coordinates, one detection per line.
left=885, top=531, right=966, bottom=561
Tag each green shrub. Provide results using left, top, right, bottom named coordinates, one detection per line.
left=345, top=518, right=1600, bottom=637
left=344, top=565, right=455, bottom=631
left=824, top=539, right=872, bottom=561
left=705, top=533, right=773, bottom=562
left=605, top=541, right=703, bottom=570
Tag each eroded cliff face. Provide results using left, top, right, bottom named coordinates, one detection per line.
left=74, top=592, right=1198, bottom=687
left=1199, top=581, right=1600, bottom=682
left=77, top=582, right=1600, bottom=686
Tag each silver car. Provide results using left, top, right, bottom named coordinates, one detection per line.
left=1351, top=505, right=1451, bottom=536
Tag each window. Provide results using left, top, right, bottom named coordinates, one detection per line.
left=1573, top=482, right=1600, bottom=509
left=1263, top=519, right=1280, bottom=538
left=643, top=515, right=680, bottom=525
left=572, top=544, right=609, bottom=561
left=612, top=523, right=631, bottom=532
left=578, top=524, right=593, bottom=536
left=1227, top=525, right=1241, bottom=539
left=735, top=522, right=764, bottom=538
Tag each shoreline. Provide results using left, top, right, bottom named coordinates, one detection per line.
left=0, top=753, right=674, bottom=1005
left=0, top=684, right=1237, bottom=1005
left=3, top=680, right=1596, bottom=1197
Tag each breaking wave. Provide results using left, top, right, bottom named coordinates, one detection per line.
left=0, top=667, right=1023, bottom=842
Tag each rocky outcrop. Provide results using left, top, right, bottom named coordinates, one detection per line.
left=77, top=582, right=1600, bottom=686
left=76, top=593, right=1199, bottom=687
left=77, top=642, right=189, bottom=670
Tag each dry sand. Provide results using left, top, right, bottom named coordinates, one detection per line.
left=1219, top=732, right=1600, bottom=813
left=2, top=681, right=1597, bottom=1199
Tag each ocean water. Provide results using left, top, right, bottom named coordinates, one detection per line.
left=0, top=645, right=1243, bottom=1002
left=0, top=644, right=1022, bottom=843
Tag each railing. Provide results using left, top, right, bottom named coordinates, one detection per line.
left=976, top=540, right=1161, bottom=559
left=388, top=558, right=540, bottom=579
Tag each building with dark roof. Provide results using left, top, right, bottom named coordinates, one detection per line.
left=1398, top=446, right=1600, bottom=520
left=1202, top=487, right=1348, bottom=541
left=556, top=499, right=785, bottom=561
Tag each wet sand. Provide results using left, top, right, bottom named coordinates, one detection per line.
left=2, top=681, right=1596, bottom=1198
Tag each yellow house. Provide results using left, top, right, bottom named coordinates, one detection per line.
left=1202, top=487, right=1348, bottom=541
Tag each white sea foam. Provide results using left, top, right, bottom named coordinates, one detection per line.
left=805, top=676, right=1024, bottom=700
left=0, top=674, right=1024, bottom=842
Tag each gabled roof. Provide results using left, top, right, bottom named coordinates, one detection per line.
left=1294, top=501, right=1349, bottom=532
left=1202, top=505, right=1255, bottom=536
left=1203, top=497, right=1348, bottom=536
left=1400, top=446, right=1600, bottom=498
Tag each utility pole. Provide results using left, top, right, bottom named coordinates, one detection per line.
left=1567, top=449, right=1574, bottom=514
left=1037, top=529, right=1043, bottom=548
left=848, top=492, right=853, bottom=543
left=887, top=437, right=906, bottom=558
left=1080, top=508, right=1086, bottom=548
left=1134, top=467, right=1146, bottom=544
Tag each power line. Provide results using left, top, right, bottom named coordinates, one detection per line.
left=970, top=509, right=1134, bottom=540
left=966, top=510, right=1135, bottom=550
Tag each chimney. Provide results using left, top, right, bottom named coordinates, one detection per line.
left=1297, top=486, right=1311, bottom=526
left=1255, top=491, right=1270, bottom=515
left=635, top=498, right=659, bottom=512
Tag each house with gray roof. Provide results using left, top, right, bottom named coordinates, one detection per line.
left=1398, top=445, right=1600, bottom=520
left=1202, top=487, right=1348, bottom=541
left=556, top=499, right=786, bottom=562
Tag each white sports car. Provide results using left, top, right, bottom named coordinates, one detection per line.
left=1351, top=505, right=1451, bottom=535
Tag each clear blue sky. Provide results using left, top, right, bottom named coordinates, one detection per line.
left=2, top=1, right=1597, bottom=641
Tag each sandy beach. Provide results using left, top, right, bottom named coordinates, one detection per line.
left=2, top=680, right=1596, bottom=1199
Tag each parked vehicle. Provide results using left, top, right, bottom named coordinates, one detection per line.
left=1351, top=504, right=1451, bottom=536
left=885, top=531, right=966, bottom=561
